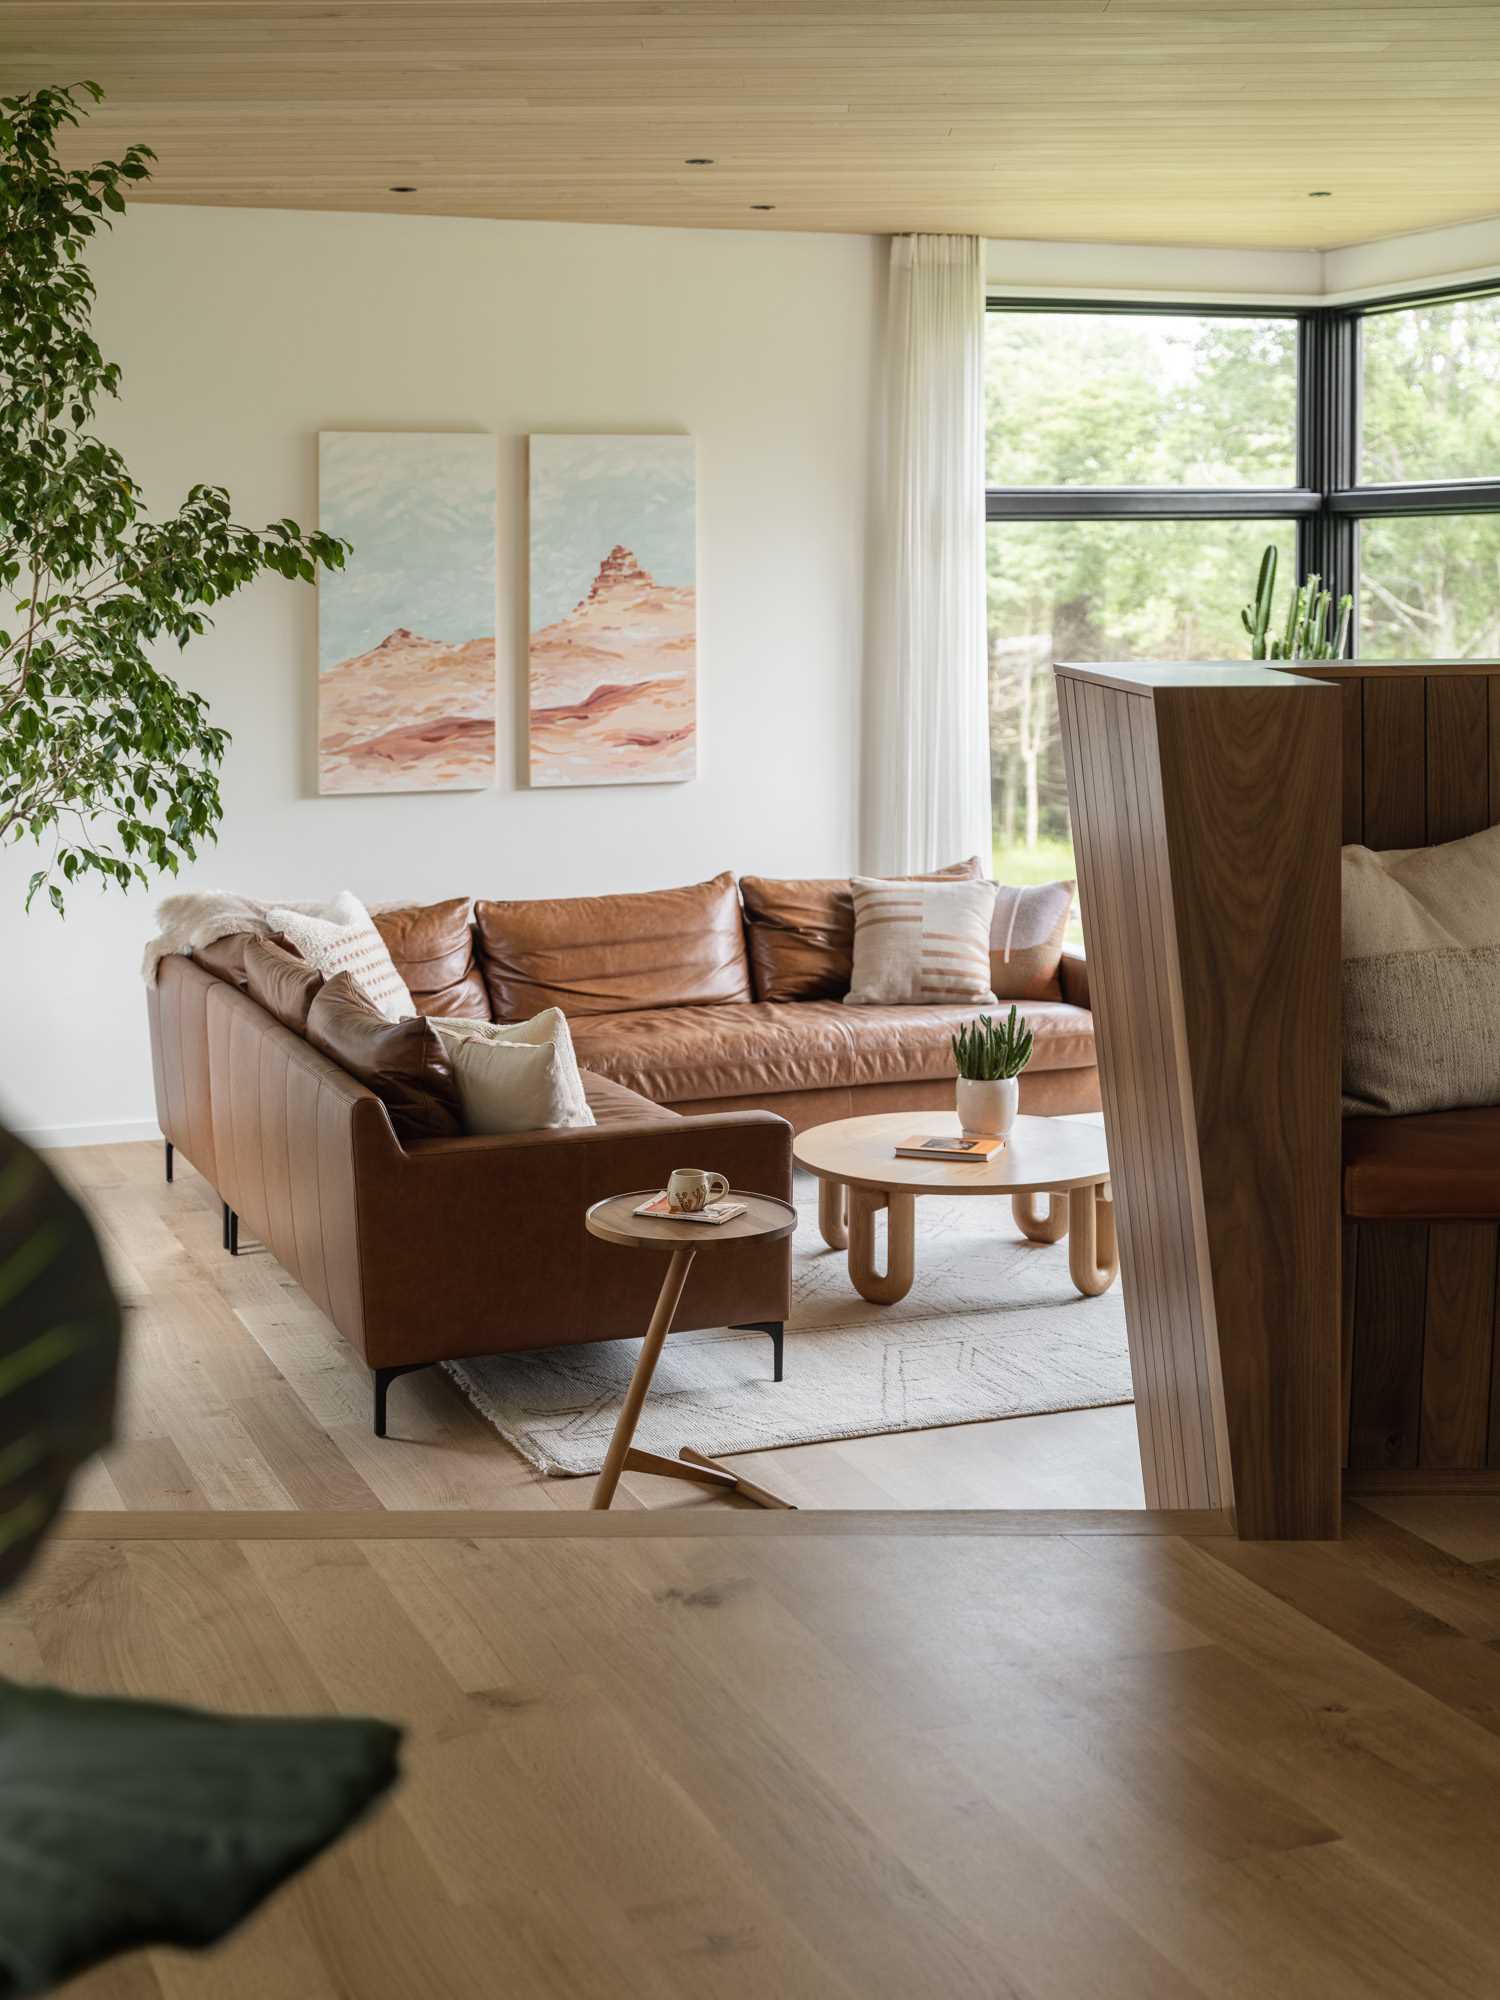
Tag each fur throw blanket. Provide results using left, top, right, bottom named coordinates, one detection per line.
left=141, top=891, right=341, bottom=983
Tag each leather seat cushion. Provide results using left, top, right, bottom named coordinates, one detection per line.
left=569, top=999, right=1095, bottom=1106
left=581, top=1070, right=683, bottom=1128
left=476, top=871, right=753, bottom=1019
left=1344, top=1107, right=1500, bottom=1221
left=372, top=897, right=490, bottom=1020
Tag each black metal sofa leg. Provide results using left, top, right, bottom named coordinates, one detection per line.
left=732, top=1321, right=785, bottom=1383
left=222, top=1204, right=238, bottom=1256
left=164, top=1139, right=174, bottom=1184
left=373, top=1362, right=434, bottom=1438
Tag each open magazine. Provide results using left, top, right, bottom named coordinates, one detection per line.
left=634, top=1192, right=747, bottom=1226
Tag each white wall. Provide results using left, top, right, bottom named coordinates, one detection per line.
left=0, top=206, right=883, bottom=1146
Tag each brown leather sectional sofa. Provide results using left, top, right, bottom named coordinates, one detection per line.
left=148, top=870, right=1097, bottom=1434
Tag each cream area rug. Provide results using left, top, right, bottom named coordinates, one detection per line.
left=443, top=1168, right=1133, bottom=1477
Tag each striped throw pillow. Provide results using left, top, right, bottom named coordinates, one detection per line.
left=844, top=877, right=999, bottom=1006
left=269, top=892, right=415, bottom=1022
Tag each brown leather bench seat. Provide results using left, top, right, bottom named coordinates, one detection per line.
left=569, top=997, right=1094, bottom=1108
left=1343, top=1108, right=1500, bottom=1222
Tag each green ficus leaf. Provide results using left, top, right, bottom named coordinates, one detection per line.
left=0, top=82, right=350, bottom=914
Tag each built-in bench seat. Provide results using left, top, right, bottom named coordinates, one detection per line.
left=1344, top=1108, right=1500, bottom=1223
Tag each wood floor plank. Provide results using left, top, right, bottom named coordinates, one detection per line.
left=55, top=1509, right=1233, bottom=1541
left=19, top=1513, right=1500, bottom=1999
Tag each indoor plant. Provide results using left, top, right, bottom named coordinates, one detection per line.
left=952, top=1006, right=1034, bottom=1137
left=0, top=81, right=348, bottom=916
left=1240, top=543, right=1353, bottom=662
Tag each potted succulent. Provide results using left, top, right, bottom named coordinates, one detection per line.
left=952, top=1007, right=1034, bottom=1138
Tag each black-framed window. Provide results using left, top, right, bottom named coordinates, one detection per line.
left=983, top=285, right=1500, bottom=898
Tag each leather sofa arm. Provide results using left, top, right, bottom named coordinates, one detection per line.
left=350, top=1109, right=796, bottom=1367
left=400, top=1108, right=793, bottom=1198
left=1058, top=950, right=1090, bottom=1010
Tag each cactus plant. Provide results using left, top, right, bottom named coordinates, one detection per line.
left=1240, top=543, right=1278, bottom=658
left=1240, top=545, right=1353, bottom=662
left=952, top=1006, right=1034, bottom=1082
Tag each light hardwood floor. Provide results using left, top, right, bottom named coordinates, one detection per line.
left=50, top=1141, right=1145, bottom=1514
left=22, top=1498, right=1500, bottom=1999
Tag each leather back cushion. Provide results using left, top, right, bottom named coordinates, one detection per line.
left=305, top=973, right=464, bottom=1142
left=740, top=858, right=983, bottom=1002
left=244, top=938, right=324, bottom=1034
left=475, top=871, right=752, bottom=1019
left=372, top=897, right=490, bottom=1020
left=192, top=930, right=292, bottom=992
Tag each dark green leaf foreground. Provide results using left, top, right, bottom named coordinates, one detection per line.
left=0, top=1680, right=400, bottom=1998
left=0, top=82, right=347, bottom=913
left=0, top=1120, right=404, bottom=1992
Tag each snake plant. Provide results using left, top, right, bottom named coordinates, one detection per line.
left=952, top=1007, right=1034, bottom=1082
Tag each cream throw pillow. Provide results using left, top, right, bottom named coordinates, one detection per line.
left=269, top=891, right=414, bottom=1022
left=990, top=879, right=1074, bottom=1001
left=429, top=1009, right=595, bottom=1132
left=1342, top=824, right=1500, bottom=1114
left=844, top=877, right=999, bottom=1007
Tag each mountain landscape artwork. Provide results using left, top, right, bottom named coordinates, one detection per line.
left=317, top=432, right=496, bottom=793
left=528, top=435, right=696, bottom=786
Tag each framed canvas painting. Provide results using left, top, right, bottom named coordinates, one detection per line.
left=528, top=435, right=696, bottom=786
left=317, top=432, right=496, bottom=794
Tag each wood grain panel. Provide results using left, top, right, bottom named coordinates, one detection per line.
left=1059, top=674, right=1227, bottom=1510
left=1361, top=674, right=1427, bottom=850
left=10, top=4, right=1500, bottom=245
left=1425, top=674, right=1493, bottom=844
left=1340, top=677, right=1364, bottom=846
left=1349, top=1222, right=1427, bottom=1470
left=1420, top=1225, right=1497, bottom=1469
left=1341, top=1221, right=1358, bottom=1467
left=1059, top=664, right=1341, bottom=1537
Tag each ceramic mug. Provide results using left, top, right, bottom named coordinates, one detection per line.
left=666, top=1168, right=729, bottom=1213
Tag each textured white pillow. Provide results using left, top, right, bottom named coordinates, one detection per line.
left=269, top=891, right=414, bottom=1022
left=844, top=876, right=999, bottom=1006
left=428, top=1008, right=592, bottom=1136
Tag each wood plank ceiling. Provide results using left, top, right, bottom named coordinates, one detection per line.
left=3, top=2, right=1499, bottom=247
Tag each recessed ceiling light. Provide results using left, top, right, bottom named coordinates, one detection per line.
left=1309, top=190, right=1332, bottom=198
left=751, top=203, right=775, bottom=211
left=388, top=184, right=418, bottom=193
left=685, top=158, right=714, bottom=166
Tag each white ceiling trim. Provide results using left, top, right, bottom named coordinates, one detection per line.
left=986, top=214, right=1500, bottom=309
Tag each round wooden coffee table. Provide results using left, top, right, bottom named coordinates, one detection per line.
left=585, top=1189, right=798, bottom=1511
left=792, top=1112, right=1116, bottom=1306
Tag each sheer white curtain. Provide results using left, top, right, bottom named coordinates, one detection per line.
left=863, top=233, right=991, bottom=874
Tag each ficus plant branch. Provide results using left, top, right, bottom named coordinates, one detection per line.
left=0, top=81, right=349, bottom=914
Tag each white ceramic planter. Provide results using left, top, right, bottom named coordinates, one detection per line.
left=956, top=1075, right=1019, bottom=1138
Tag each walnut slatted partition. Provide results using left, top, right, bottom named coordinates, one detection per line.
left=1056, top=664, right=1342, bottom=1539
left=1285, top=662, right=1500, bottom=1478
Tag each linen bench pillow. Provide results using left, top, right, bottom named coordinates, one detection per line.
left=1342, top=822, right=1500, bottom=1115
left=844, top=876, right=999, bottom=1007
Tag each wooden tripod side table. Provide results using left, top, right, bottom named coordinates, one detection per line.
left=586, top=1189, right=799, bottom=1511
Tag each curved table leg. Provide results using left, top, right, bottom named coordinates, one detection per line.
left=1067, top=1182, right=1118, bottom=1298
left=847, top=1188, right=916, bottom=1305
left=818, top=1176, right=849, bottom=1251
left=1012, top=1190, right=1068, bottom=1244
